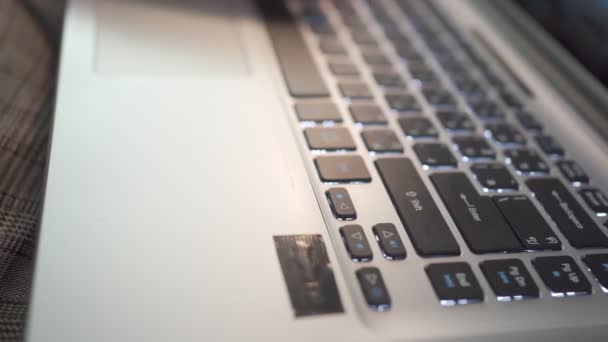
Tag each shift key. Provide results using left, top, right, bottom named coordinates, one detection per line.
left=430, top=173, right=522, bottom=254
left=526, top=178, right=608, bottom=248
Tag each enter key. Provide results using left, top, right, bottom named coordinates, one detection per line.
left=431, top=172, right=522, bottom=254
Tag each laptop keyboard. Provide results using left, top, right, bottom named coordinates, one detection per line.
left=271, top=0, right=608, bottom=311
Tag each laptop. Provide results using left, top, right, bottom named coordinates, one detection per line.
left=25, top=0, right=608, bottom=341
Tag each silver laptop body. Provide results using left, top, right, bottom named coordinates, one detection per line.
left=26, top=0, right=608, bottom=341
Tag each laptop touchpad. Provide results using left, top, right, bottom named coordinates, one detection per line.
left=94, top=0, right=249, bottom=77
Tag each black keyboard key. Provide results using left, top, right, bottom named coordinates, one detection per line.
left=413, top=143, right=457, bottom=168
left=319, top=38, right=346, bottom=55
left=350, top=104, right=386, bottom=124
left=526, top=178, right=608, bottom=248
left=471, top=163, right=518, bottom=191
left=373, top=72, right=405, bottom=88
left=556, top=161, right=589, bottom=184
left=535, top=135, right=565, bottom=157
left=430, top=172, right=522, bottom=253
left=373, top=223, right=407, bottom=260
left=505, top=148, right=549, bottom=174
left=295, top=103, right=342, bottom=122
left=409, top=65, right=439, bottom=82
left=516, top=112, right=543, bottom=131
left=453, top=136, right=495, bottom=159
left=399, top=117, right=439, bottom=139
left=486, top=123, right=526, bottom=145
left=326, top=187, right=357, bottom=220
left=422, top=89, right=456, bottom=107
left=386, top=94, right=421, bottom=112
left=579, top=188, right=608, bottom=216
left=260, top=2, right=330, bottom=97
left=480, top=259, right=539, bottom=300
left=315, top=155, right=372, bottom=183
left=339, top=82, right=373, bottom=99
left=329, top=62, right=359, bottom=76
left=499, top=90, right=523, bottom=109
left=426, top=262, right=484, bottom=305
left=532, top=256, right=591, bottom=296
left=304, top=127, right=356, bottom=151
left=351, top=29, right=377, bottom=46
left=363, top=52, right=391, bottom=66
left=361, top=129, right=403, bottom=152
left=494, top=195, right=562, bottom=251
left=436, top=111, right=475, bottom=132
left=340, top=225, right=373, bottom=261
left=356, top=267, right=391, bottom=310
left=582, top=254, right=608, bottom=290
left=469, top=100, right=505, bottom=121
left=395, top=46, right=424, bottom=62
left=375, top=158, right=460, bottom=256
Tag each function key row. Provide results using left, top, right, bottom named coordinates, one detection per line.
left=359, top=254, right=608, bottom=311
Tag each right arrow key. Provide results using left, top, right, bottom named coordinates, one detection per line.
left=493, top=195, right=562, bottom=251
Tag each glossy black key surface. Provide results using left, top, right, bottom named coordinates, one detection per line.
left=375, top=158, right=460, bottom=256
left=399, top=117, right=439, bottom=138
left=413, top=143, right=457, bottom=168
left=533, top=256, right=591, bottom=296
left=453, top=136, right=495, bottom=159
left=351, top=29, right=377, bottom=46
left=579, top=188, right=608, bottom=215
left=373, top=223, right=407, bottom=260
left=315, top=155, right=371, bottom=183
left=350, top=104, right=386, bottom=124
left=499, top=90, right=523, bottom=109
left=430, top=172, right=522, bottom=253
left=339, top=82, right=373, bottom=99
left=361, top=129, right=403, bottom=152
left=494, top=195, right=562, bottom=251
left=362, top=52, right=391, bottom=66
left=516, top=112, right=543, bottom=131
left=436, top=111, right=475, bottom=132
left=319, top=38, right=346, bottom=55
left=426, top=262, right=484, bottom=305
left=480, top=259, right=539, bottom=300
left=373, top=72, right=405, bottom=88
left=326, top=187, right=357, bottom=220
left=422, top=89, right=456, bottom=107
left=469, top=100, right=505, bottom=121
left=329, top=62, right=359, bottom=76
left=535, top=135, right=565, bottom=156
left=505, top=148, right=549, bottom=173
left=471, top=163, right=518, bottom=190
left=526, top=178, right=608, bottom=248
left=356, top=267, right=391, bottom=310
left=582, top=254, right=608, bottom=289
left=486, top=123, right=526, bottom=145
left=260, top=2, right=329, bottom=97
left=340, top=225, right=373, bottom=261
left=556, top=161, right=589, bottom=184
left=409, top=65, right=439, bottom=82
left=295, top=103, right=342, bottom=122
left=304, top=127, right=356, bottom=151
left=386, top=94, right=421, bottom=112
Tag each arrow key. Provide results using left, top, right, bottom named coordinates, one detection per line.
left=340, top=225, right=373, bottom=262
left=356, top=267, right=391, bottom=310
left=373, top=223, right=406, bottom=260
left=326, top=188, right=357, bottom=220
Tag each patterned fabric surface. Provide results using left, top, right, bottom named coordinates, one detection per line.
left=0, top=0, right=57, bottom=340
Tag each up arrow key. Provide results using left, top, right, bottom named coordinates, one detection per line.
left=327, top=188, right=357, bottom=220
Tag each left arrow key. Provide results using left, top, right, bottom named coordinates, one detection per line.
left=327, top=187, right=357, bottom=220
